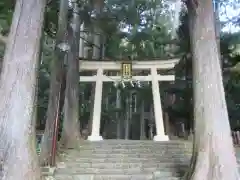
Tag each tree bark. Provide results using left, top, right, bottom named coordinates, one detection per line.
left=164, top=111, right=170, bottom=136
left=60, top=1, right=81, bottom=148
left=186, top=0, right=239, bottom=180
left=116, top=89, right=122, bottom=139
left=140, top=100, right=146, bottom=140
left=88, top=86, right=95, bottom=134
left=79, top=23, right=85, bottom=58
left=149, top=105, right=154, bottom=140
left=116, top=113, right=121, bottom=139
left=0, top=0, right=46, bottom=179
left=124, top=95, right=130, bottom=139
left=92, top=0, right=103, bottom=60
left=184, top=54, right=193, bottom=136
left=101, top=35, right=106, bottom=59
left=40, top=0, right=68, bottom=165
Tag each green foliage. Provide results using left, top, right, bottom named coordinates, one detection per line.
left=0, top=0, right=14, bottom=35
left=99, top=0, right=181, bottom=59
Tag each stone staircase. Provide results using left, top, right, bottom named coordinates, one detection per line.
left=53, top=140, right=192, bottom=180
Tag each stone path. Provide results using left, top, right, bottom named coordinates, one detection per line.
left=43, top=141, right=240, bottom=180
left=47, top=140, right=192, bottom=180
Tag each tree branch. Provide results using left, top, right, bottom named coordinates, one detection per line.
left=0, top=34, right=7, bottom=44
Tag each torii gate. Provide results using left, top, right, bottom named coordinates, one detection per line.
left=79, top=59, right=179, bottom=141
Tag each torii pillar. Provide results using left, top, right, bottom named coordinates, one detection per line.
left=87, top=68, right=103, bottom=141
left=151, top=67, right=169, bottom=141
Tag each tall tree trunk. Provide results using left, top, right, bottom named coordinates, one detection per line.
left=129, top=92, right=133, bottom=139
left=116, top=114, right=121, bottom=139
left=101, top=36, right=106, bottom=59
left=164, top=111, right=170, bottom=136
left=124, top=95, right=130, bottom=139
left=186, top=0, right=239, bottom=180
left=35, top=33, right=44, bottom=129
left=79, top=23, right=85, bottom=58
left=92, top=32, right=101, bottom=60
left=0, top=0, right=46, bottom=179
left=184, top=54, right=193, bottom=136
left=60, top=1, right=82, bottom=148
left=88, top=86, right=95, bottom=134
left=148, top=105, right=154, bottom=140
left=140, top=100, right=146, bottom=140
left=116, top=89, right=122, bottom=139
left=92, top=0, right=103, bottom=60
left=40, top=0, right=68, bottom=165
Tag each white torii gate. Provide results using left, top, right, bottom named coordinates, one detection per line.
left=79, top=59, right=179, bottom=141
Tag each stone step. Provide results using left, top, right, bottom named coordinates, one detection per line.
left=54, top=141, right=192, bottom=180
left=54, top=174, right=154, bottom=180
left=59, top=156, right=191, bottom=161
left=75, top=147, right=192, bottom=151
left=60, top=153, right=191, bottom=158
left=53, top=174, right=183, bottom=180
left=77, top=146, right=192, bottom=149
left=66, top=152, right=191, bottom=156
left=75, top=153, right=191, bottom=157
left=58, top=150, right=192, bottom=156
left=60, top=149, right=192, bottom=153
left=76, top=143, right=191, bottom=149
left=57, top=155, right=191, bottom=162
left=75, top=149, right=191, bottom=153
left=77, top=145, right=191, bottom=148
left=57, top=160, right=190, bottom=167
left=78, top=140, right=191, bottom=144
left=56, top=162, right=189, bottom=169
left=77, top=144, right=192, bottom=148
left=41, top=166, right=55, bottom=176
left=58, top=154, right=191, bottom=161
left=152, top=170, right=185, bottom=179
left=76, top=149, right=191, bottom=153
left=61, top=148, right=192, bottom=153
left=58, top=157, right=190, bottom=164
left=152, top=176, right=180, bottom=180
left=94, top=176, right=180, bottom=180
left=153, top=179, right=180, bottom=180
left=55, top=167, right=184, bottom=176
